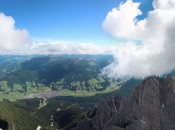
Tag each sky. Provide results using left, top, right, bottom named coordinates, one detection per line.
left=1, top=0, right=175, bottom=79
left=0, top=0, right=152, bottom=46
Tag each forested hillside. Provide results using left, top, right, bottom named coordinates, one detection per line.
left=0, top=55, right=122, bottom=99
left=0, top=55, right=143, bottom=130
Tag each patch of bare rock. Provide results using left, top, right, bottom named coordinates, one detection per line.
left=73, top=74, right=175, bottom=130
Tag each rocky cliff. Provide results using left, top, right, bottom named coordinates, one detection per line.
left=74, top=74, right=175, bottom=130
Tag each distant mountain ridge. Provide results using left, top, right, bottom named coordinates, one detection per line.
left=75, top=74, right=175, bottom=130
left=0, top=55, right=117, bottom=99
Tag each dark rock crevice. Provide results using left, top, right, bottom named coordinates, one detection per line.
left=0, top=119, right=9, bottom=130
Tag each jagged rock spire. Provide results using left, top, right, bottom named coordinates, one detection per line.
left=74, top=75, right=175, bottom=130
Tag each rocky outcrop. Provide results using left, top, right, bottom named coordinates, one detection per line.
left=75, top=74, right=175, bottom=130
left=76, top=96, right=128, bottom=130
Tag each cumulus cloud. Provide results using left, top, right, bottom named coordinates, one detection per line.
left=102, top=0, right=142, bottom=39
left=101, top=0, right=175, bottom=79
left=0, top=13, right=116, bottom=55
left=0, top=13, right=31, bottom=52
left=30, top=39, right=117, bottom=55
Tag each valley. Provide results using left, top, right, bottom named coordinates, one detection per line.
left=1, top=1, right=174, bottom=129
left=0, top=55, right=124, bottom=100
left=0, top=55, right=141, bottom=130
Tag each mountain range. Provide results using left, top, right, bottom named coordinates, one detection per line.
left=0, top=55, right=174, bottom=130
left=0, top=55, right=125, bottom=100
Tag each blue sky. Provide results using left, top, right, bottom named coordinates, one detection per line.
left=0, top=0, right=153, bottom=45
left=1, top=0, right=175, bottom=79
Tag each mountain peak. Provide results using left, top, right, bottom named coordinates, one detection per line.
left=75, top=75, right=175, bottom=130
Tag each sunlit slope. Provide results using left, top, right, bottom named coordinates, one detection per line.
left=0, top=100, right=56, bottom=130
left=0, top=55, right=121, bottom=99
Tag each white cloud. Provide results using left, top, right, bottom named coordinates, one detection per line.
left=101, top=0, right=175, bottom=79
left=30, top=39, right=117, bottom=55
left=0, top=13, right=117, bottom=55
left=0, top=13, right=31, bottom=52
left=102, top=0, right=142, bottom=39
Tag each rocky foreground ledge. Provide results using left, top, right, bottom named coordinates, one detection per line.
left=73, top=74, right=175, bottom=130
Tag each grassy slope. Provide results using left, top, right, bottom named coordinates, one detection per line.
left=0, top=100, right=57, bottom=130
left=0, top=76, right=141, bottom=130
left=0, top=55, right=119, bottom=100
left=0, top=55, right=142, bottom=129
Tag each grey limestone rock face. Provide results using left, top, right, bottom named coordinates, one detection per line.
left=75, top=74, right=175, bottom=130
